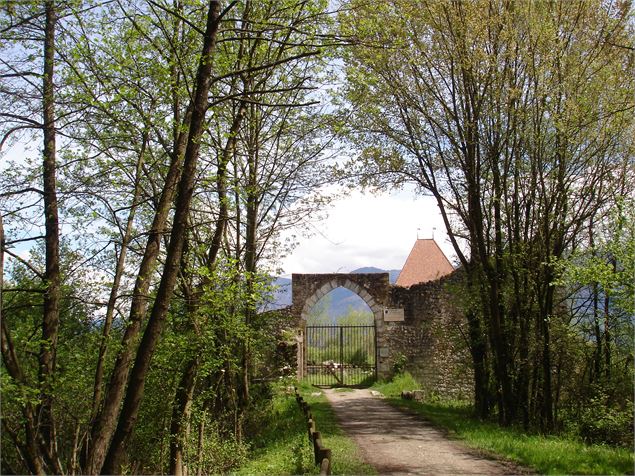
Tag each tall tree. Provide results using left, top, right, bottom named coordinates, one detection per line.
left=2, top=0, right=337, bottom=472
left=164, top=0, right=334, bottom=470
left=340, top=0, right=634, bottom=428
left=0, top=0, right=66, bottom=471
left=39, top=1, right=62, bottom=466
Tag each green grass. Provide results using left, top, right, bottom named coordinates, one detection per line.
left=235, top=381, right=375, bottom=475
left=372, top=374, right=634, bottom=475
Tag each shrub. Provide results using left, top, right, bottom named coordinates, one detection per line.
left=577, top=394, right=634, bottom=447
left=202, top=431, right=248, bottom=473
left=392, top=353, right=407, bottom=375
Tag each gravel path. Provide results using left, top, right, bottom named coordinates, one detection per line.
left=323, top=388, right=522, bottom=475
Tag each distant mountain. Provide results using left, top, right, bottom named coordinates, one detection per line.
left=350, top=267, right=401, bottom=284
left=263, top=276, right=292, bottom=311
left=263, top=268, right=401, bottom=320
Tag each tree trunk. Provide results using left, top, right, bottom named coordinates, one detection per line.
left=1, top=221, right=45, bottom=474
left=593, top=282, right=602, bottom=379
left=604, top=280, right=612, bottom=379
left=91, top=130, right=149, bottom=423
left=457, top=263, right=489, bottom=419
left=517, top=301, right=530, bottom=430
left=100, top=3, right=222, bottom=472
left=0, top=110, right=66, bottom=476
left=540, top=283, right=555, bottom=431
left=85, top=120, right=188, bottom=476
left=490, top=153, right=515, bottom=426
left=83, top=14, right=195, bottom=465
left=196, top=416, right=205, bottom=476
left=240, top=103, right=260, bottom=407
left=208, top=102, right=246, bottom=266
left=84, top=88, right=193, bottom=476
left=168, top=99, right=245, bottom=474
left=590, top=220, right=602, bottom=381
left=169, top=358, right=199, bottom=476
left=465, top=305, right=490, bottom=419
left=39, top=2, right=63, bottom=472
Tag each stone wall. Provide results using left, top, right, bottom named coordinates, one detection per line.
left=386, top=271, right=473, bottom=400
left=291, top=271, right=473, bottom=400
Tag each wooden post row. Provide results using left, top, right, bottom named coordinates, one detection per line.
left=295, top=390, right=332, bottom=475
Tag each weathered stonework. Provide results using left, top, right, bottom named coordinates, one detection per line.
left=291, top=271, right=473, bottom=400
left=387, top=272, right=473, bottom=399
left=292, top=273, right=391, bottom=378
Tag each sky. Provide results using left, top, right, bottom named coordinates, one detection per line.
left=2, top=143, right=458, bottom=276
left=279, top=187, right=457, bottom=276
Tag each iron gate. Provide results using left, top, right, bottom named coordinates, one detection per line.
left=305, top=325, right=376, bottom=386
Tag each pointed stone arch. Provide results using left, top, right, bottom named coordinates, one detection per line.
left=292, top=273, right=391, bottom=380
left=300, top=277, right=383, bottom=323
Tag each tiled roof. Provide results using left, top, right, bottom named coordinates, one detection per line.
left=396, top=239, right=454, bottom=287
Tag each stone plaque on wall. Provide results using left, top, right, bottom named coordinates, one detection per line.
left=383, top=308, right=404, bottom=322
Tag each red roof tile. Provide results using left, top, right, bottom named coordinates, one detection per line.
left=396, top=239, right=454, bottom=287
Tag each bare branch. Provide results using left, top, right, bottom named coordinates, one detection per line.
left=3, top=248, right=44, bottom=279
left=5, top=235, right=45, bottom=245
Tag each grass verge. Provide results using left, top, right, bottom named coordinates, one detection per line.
left=234, top=380, right=375, bottom=475
left=372, top=373, right=634, bottom=475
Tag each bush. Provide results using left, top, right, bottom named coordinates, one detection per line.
left=577, top=394, right=634, bottom=447
left=392, top=353, right=407, bottom=375
left=373, top=371, right=419, bottom=396
left=196, top=428, right=248, bottom=473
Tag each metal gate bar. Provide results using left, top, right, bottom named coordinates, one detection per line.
left=305, top=325, right=376, bottom=387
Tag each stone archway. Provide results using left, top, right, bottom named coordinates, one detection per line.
left=299, top=277, right=383, bottom=322
left=292, top=273, right=392, bottom=381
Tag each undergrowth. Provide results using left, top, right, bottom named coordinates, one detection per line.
left=372, top=373, right=634, bottom=475
left=235, top=380, right=374, bottom=475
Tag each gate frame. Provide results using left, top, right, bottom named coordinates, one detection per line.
left=292, top=273, right=390, bottom=380
left=305, top=324, right=377, bottom=386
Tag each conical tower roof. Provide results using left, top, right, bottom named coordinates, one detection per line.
left=396, top=239, right=454, bottom=287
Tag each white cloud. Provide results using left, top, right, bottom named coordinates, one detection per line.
left=280, top=187, right=457, bottom=275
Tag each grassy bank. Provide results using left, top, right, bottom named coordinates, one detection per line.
left=235, top=381, right=374, bottom=475
left=372, top=374, right=634, bottom=475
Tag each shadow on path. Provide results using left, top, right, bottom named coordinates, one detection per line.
left=323, top=388, right=522, bottom=475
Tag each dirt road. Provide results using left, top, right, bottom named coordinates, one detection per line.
left=323, top=388, right=522, bottom=475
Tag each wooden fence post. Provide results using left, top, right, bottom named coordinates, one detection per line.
left=320, top=457, right=331, bottom=475
left=307, top=418, right=316, bottom=441
left=294, top=390, right=332, bottom=474
left=321, top=450, right=332, bottom=474
left=312, top=431, right=322, bottom=465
